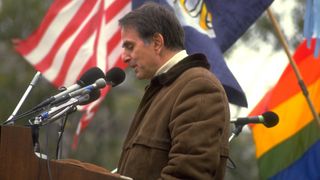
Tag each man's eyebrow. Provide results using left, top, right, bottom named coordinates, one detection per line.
left=122, top=41, right=133, bottom=48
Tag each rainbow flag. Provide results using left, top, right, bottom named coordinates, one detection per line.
left=250, top=39, right=320, bottom=179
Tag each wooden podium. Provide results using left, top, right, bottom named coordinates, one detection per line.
left=0, top=125, right=127, bottom=180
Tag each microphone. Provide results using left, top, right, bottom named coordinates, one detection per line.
left=50, top=78, right=106, bottom=106
left=36, top=94, right=90, bottom=125
left=79, top=89, right=101, bottom=105
left=77, top=67, right=106, bottom=86
left=32, top=67, right=106, bottom=110
left=105, top=67, right=126, bottom=87
left=36, top=89, right=101, bottom=126
left=231, top=111, right=279, bottom=128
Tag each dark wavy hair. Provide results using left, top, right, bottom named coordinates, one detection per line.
left=119, top=2, right=185, bottom=50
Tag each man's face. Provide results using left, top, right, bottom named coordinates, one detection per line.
left=121, top=27, right=161, bottom=79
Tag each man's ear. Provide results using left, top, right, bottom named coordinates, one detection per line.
left=152, top=33, right=164, bottom=54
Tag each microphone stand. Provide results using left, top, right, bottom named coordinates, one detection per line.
left=228, top=124, right=245, bottom=142
left=31, top=121, right=41, bottom=153
left=55, top=106, right=76, bottom=159
left=39, top=104, right=77, bottom=159
left=30, top=104, right=77, bottom=160
left=227, top=123, right=245, bottom=169
left=4, top=71, right=41, bottom=125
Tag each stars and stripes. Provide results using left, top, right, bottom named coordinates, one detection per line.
left=15, top=0, right=131, bottom=148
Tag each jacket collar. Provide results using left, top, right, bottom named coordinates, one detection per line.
left=150, top=53, right=210, bottom=87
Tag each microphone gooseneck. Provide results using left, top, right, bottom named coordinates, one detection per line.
left=50, top=78, right=106, bottom=106
left=7, top=67, right=124, bottom=125
left=32, top=67, right=106, bottom=111
left=229, top=111, right=279, bottom=142
left=231, top=111, right=279, bottom=128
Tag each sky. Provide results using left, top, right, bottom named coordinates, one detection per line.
left=227, top=0, right=300, bottom=119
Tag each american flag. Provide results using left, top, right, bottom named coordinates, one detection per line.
left=15, top=0, right=131, bottom=148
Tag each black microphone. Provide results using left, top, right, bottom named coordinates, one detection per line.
left=32, top=67, right=106, bottom=110
left=231, top=111, right=279, bottom=128
left=76, top=67, right=106, bottom=86
left=106, top=67, right=126, bottom=87
left=79, top=89, right=101, bottom=105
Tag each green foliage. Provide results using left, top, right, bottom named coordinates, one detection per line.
left=0, top=0, right=52, bottom=41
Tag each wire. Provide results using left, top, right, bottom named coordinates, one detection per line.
left=2, top=107, right=44, bottom=125
left=55, top=113, right=68, bottom=159
left=37, top=131, right=42, bottom=180
left=45, top=125, right=53, bottom=180
left=227, top=156, right=237, bottom=169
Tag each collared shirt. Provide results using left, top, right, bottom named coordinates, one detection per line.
left=154, top=50, right=188, bottom=76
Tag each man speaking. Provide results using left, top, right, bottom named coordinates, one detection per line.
left=117, top=2, right=230, bottom=179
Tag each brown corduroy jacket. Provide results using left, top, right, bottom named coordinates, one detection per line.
left=117, top=54, right=230, bottom=180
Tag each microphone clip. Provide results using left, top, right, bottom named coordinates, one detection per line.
left=229, top=121, right=246, bottom=143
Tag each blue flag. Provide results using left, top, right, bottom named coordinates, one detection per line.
left=132, top=0, right=274, bottom=107
left=303, top=0, right=320, bottom=57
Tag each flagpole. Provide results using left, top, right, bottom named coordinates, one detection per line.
left=266, top=8, right=320, bottom=126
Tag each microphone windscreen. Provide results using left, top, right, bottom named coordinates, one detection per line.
left=77, top=67, right=106, bottom=87
left=262, top=111, right=279, bottom=128
left=106, top=67, right=126, bottom=87
left=79, top=89, right=101, bottom=105
left=95, top=78, right=107, bottom=88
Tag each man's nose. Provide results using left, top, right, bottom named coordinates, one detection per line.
left=121, top=52, right=131, bottom=64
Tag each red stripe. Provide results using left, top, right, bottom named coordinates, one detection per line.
left=107, top=28, right=121, bottom=53
left=35, top=0, right=98, bottom=76
left=91, top=1, right=104, bottom=69
left=52, top=2, right=105, bottom=86
left=15, top=0, right=72, bottom=55
left=105, top=0, right=131, bottom=22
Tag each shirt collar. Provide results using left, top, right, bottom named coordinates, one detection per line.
left=154, top=50, right=188, bottom=76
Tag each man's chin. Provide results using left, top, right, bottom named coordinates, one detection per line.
left=136, top=76, right=143, bottom=80
left=135, top=73, right=144, bottom=80
left=135, top=73, right=149, bottom=80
